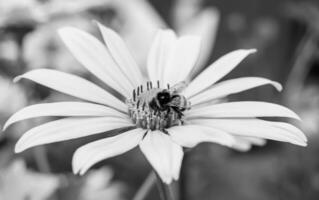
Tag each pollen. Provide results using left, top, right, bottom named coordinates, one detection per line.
left=126, top=81, right=188, bottom=131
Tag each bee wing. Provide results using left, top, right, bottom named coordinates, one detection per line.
left=167, top=96, right=181, bottom=107
left=169, top=81, right=188, bottom=93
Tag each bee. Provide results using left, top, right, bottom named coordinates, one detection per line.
left=149, top=82, right=191, bottom=117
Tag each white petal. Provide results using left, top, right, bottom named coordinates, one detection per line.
left=168, top=125, right=235, bottom=148
left=73, top=128, right=145, bottom=175
left=183, top=49, right=257, bottom=98
left=171, top=142, right=183, bottom=180
left=231, top=137, right=252, bottom=152
left=186, top=101, right=300, bottom=120
left=4, top=102, right=127, bottom=130
left=179, top=8, right=220, bottom=79
left=147, top=30, right=177, bottom=84
left=240, top=136, right=267, bottom=146
left=58, top=27, right=133, bottom=97
left=139, top=131, right=183, bottom=184
left=15, top=117, right=133, bottom=153
left=189, top=77, right=282, bottom=106
left=14, top=69, right=127, bottom=112
left=163, top=36, right=201, bottom=85
left=270, top=121, right=307, bottom=142
left=189, top=118, right=307, bottom=146
left=96, top=22, right=144, bottom=87
left=110, top=0, right=166, bottom=75
left=231, top=136, right=266, bottom=152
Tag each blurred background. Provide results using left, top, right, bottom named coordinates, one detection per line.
left=1, top=0, right=319, bottom=199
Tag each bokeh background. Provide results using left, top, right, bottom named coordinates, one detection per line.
left=1, top=0, right=319, bottom=199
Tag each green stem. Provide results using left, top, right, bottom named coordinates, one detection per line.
left=156, top=176, right=166, bottom=200
left=284, top=29, right=317, bottom=107
left=155, top=173, right=176, bottom=200
left=166, top=183, right=176, bottom=200
left=33, top=146, right=51, bottom=173
left=133, top=171, right=156, bottom=200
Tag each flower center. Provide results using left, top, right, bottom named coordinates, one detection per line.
left=126, top=81, right=191, bottom=131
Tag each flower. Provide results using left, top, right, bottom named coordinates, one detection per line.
left=4, top=22, right=307, bottom=184
left=0, top=159, right=59, bottom=200
left=79, top=167, right=126, bottom=200
left=0, top=0, right=46, bottom=28
left=109, top=0, right=219, bottom=77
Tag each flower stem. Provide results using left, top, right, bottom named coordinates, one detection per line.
left=155, top=174, right=176, bottom=200
left=156, top=177, right=166, bottom=200
left=166, top=183, right=177, bottom=200
left=33, top=146, right=51, bottom=173
left=133, top=171, right=156, bottom=200
left=284, top=29, right=316, bottom=107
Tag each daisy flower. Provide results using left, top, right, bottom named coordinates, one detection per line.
left=4, top=22, right=307, bottom=184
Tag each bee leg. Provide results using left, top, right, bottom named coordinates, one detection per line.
left=165, top=107, right=171, bottom=118
left=171, top=107, right=184, bottom=119
left=174, top=109, right=185, bottom=125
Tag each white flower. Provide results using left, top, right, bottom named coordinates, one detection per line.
left=80, top=167, right=126, bottom=200
left=110, top=0, right=219, bottom=77
left=0, top=159, right=59, bottom=200
left=4, top=22, right=307, bottom=184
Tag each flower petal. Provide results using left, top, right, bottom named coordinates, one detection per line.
left=58, top=27, right=133, bottom=97
left=147, top=30, right=176, bottom=84
left=163, top=36, right=201, bottom=85
left=72, top=128, right=145, bottom=175
left=240, top=136, right=267, bottom=146
left=168, top=125, right=235, bottom=148
left=231, top=137, right=252, bottom=152
left=15, top=117, right=133, bottom=153
left=14, top=69, right=127, bottom=112
left=139, top=131, right=183, bottom=184
left=183, top=49, right=257, bottom=98
left=110, top=0, right=166, bottom=75
left=171, top=141, right=183, bottom=180
left=96, top=22, right=144, bottom=87
left=186, top=101, right=300, bottom=120
left=189, top=118, right=307, bottom=146
left=180, top=8, right=220, bottom=79
left=231, top=136, right=266, bottom=152
left=4, top=102, right=127, bottom=130
left=189, top=77, right=282, bottom=106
